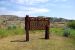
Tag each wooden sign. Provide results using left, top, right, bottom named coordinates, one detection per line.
left=25, top=15, right=50, bottom=41
left=29, top=17, right=49, bottom=30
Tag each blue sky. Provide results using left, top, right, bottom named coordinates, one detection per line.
left=0, top=0, right=75, bottom=19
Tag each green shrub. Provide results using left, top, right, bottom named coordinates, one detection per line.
left=12, top=25, right=16, bottom=29
left=8, top=26, right=12, bottom=30
left=7, top=25, right=16, bottom=30
left=63, top=27, right=70, bottom=37
left=67, top=20, right=75, bottom=29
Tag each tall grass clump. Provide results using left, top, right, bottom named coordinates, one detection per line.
left=50, top=28, right=64, bottom=36
left=67, top=20, right=75, bottom=29
left=0, top=29, right=9, bottom=38
left=0, top=25, right=24, bottom=38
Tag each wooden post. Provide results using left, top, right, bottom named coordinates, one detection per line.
left=45, top=25, right=49, bottom=39
left=25, top=15, right=29, bottom=41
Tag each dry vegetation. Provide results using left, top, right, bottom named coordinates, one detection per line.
left=0, top=31, right=75, bottom=50
left=0, top=15, right=75, bottom=50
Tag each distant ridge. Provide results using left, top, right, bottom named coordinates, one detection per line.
left=0, top=15, right=25, bottom=21
left=0, top=15, right=73, bottom=22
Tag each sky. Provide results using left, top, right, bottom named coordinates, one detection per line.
left=0, top=0, right=75, bottom=19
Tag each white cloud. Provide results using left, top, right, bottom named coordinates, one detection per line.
left=26, top=7, right=49, bottom=13
left=0, top=7, right=49, bottom=17
left=0, top=0, right=50, bottom=16
left=11, top=0, right=49, bottom=5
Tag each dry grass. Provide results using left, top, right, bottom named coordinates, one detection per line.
left=0, top=32, right=75, bottom=50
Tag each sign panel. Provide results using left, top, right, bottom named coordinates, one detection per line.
left=29, top=17, right=50, bottom=30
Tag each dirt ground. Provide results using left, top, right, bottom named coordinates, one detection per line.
left=0, top=32, right=75, bottom=50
